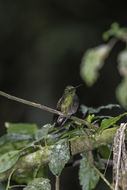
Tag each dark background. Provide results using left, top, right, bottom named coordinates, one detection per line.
left=0, top=0, right=126, bottom=189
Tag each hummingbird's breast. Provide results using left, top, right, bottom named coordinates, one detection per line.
left=61, top=94, right=79, bottom=115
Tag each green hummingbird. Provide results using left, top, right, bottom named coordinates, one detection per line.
left=54, top=85, right=80, bottom=127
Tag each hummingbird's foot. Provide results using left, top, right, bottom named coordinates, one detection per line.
left=61, top=118, right=68, bottom=126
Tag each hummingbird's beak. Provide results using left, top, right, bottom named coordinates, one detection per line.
left=74, top=84, right=83, bottom=89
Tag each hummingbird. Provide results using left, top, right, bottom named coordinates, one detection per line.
left=53, top=85, right=80, bottom=127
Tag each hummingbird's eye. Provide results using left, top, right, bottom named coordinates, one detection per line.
left=69, top=90, right=74, bottom=94
left=68, top=89, right=72, bottom=93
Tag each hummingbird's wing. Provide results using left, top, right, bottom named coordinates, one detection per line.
left=71, top=94, right=79, bottom=114
left=56, top=96, right=63, bottom=111
left=52, top=96, right=64, bottom=126
left=53, top=95, right=68, bottom=127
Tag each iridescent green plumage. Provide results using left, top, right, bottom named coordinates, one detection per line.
left=54, top=85, right=79, bottom=126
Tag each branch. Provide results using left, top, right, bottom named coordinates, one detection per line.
left=70, top=126, right=118, bottom=155
left=93, top=165, right=115, bottom=190
left=0, top=90, right=94, bottom=128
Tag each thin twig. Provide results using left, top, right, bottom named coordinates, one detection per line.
left=9, top=185, right=26, bottom=189
left=55, top=176, right=59, bottom=190
left=104, top=145, right=112, bottom=176
left=101, top=159, right=113, bottom=166
left=0, top=90, right=95, bottom=128
left=33, top=162, right=41, bottom=178
left=87, top=152, right=114, bottom=190
left=6, top=168, right=16, bottom=190
left=93, top=165, right=115, bottom=190
left=73, top=158, right=113, bottom=167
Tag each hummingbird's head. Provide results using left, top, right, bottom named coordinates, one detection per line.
left=64, top=86, right=76, bottom=95
left=64, top=84, right=82, bottom=95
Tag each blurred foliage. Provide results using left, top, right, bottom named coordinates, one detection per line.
left=117, top=50, right=127, bottom=77
left=80, top=44, right=111, bottom=86
left=80, top=23, right=127, bottom=109
left=6, top=123, right=38, bottom=135
left=103, top=23, right=127, bottom=41
left=116, top=50, right=127, bottom=108
left=116, top=78, right=127, bottom=109
left=81, top=104, right=120, bottom=115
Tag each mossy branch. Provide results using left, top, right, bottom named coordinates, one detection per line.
left=0, top=147, right=50, bottom=182
left=70, top=126, right=118, bottom=155
left=0, top=126, right=118, bottom=183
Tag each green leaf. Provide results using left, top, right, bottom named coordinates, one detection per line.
left=0, top=150, right=20, bottom=173
left=24, top=178, right=51, bottom=190
left=80, top=44, right=111, bottom=86
left=35, top=124, right=54, bottom=140
left=6, top=123, right=38, bottom=135
left=0, top=184, right=5, bottom=190
left=117, top=49, right=127, bottom=108
left=81, top=104, right=120, bottom=115
left=117, top=50, right=127, bottom=77
left=79, top=153, right=99, bottom=190
left=61, top=128, right=85, bottom=139
left=86, top=114, right=95, bottom=123
left=92, top=116, right=110, bottom=122
left=94, top=156, right=105, bottom=170
left=0, top=134, right=33, bottom=146
left=13, top=166, right=48, bottom=184
left=98, top=145, right=111, bottom=159
left=48, top=139, right=70, bottom=176
left=98, top=112, right=127, bottom=133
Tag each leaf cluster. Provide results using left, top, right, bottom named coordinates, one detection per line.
left=0, top=102, right=126, bottom=190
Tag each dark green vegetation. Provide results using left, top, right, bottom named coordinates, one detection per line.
left=0, top=106, right=125, bottom=190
